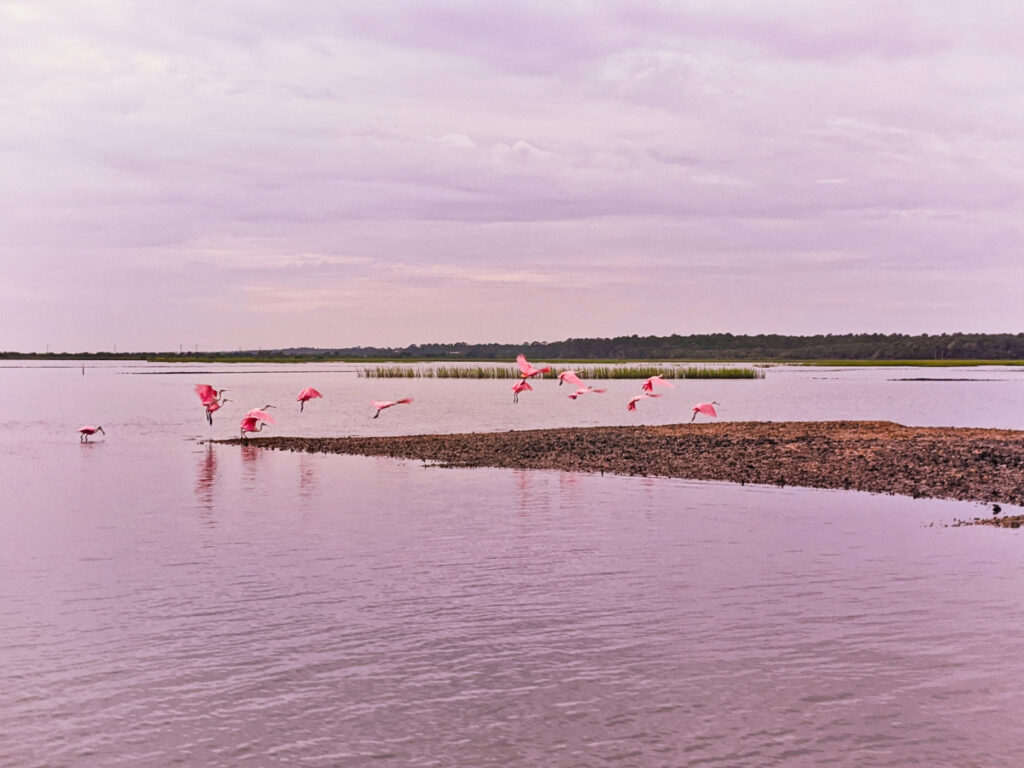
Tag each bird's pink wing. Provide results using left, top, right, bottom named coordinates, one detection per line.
left=516, top=354, right=533, bottom=376
left=591, top=388, right=607, bottom=394
left=298, top=387, right=323, bottom=400
left=246, top=408, right=277, bottom=424
left=560, top=371, right=585, bottom=387
left=694, top=402, right=718, bottom=417
left=195, top=384, right=217, bottom=404
left=395, top=398, right=413, bottom=405
left=240, top=416, right=258, bottom=429
left=78, top=425, right=97, bottom=434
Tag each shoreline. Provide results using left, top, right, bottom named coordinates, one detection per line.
left=217, top=421, right=1024, bottom=526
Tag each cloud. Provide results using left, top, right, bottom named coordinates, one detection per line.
left=3, top=2, right=1024, bottom=350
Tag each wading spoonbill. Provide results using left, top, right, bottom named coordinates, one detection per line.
left=78, top=425, right=105, bottom=442
left=240, top=406, right=276, bottom=438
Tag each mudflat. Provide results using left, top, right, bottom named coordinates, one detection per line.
left=220, top=421, right=1024, bottom=522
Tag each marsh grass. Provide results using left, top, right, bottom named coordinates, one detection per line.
left=358, top=364, right=765, bottom=380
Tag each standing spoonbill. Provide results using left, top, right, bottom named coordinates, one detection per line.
left=240, top=406, right=276, bottom=438
left=641, top=375, right=674, bottom=394
left=372, top=398, right=413, bottom=418
left=78, top=425, right=105, bottom=442
left=627, top=393, right=661, bottom=411
left=691, top=402, right=720, bottom=422
left=568, top=386, right=607, bottom=400
left=297, top=387, right=323, bottom=412
left=558, top=370, right=585, bottom=387
left=517, top=354, right=551, bottom=380
left=511, top=379, right=533, bottom=403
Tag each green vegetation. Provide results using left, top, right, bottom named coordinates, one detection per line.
left=358, top=365, right=765, bottom=379
left=6, top=332, right=1024, bottom=363
left=802, top=359, right=1024, bottom=367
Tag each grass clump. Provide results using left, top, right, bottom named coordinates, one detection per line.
left=359, top=364, right=765, bottom=380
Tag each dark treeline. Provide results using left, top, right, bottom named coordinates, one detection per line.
left=8, top=332, right=1022, bottom=361
left=301, top=332, right=1024, bottom=360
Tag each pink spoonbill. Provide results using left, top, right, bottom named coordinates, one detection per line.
left=691, top=401, right=720, bottom=422
left=568, top=386, right=606, bottom=400
left=195, top=384, right=229, bottom=425
left=641, top=375, right=675, bottom=394
left=78, top=425, right=105, bottom=442
left=511, top=379, right=533, bottom=403
left=627, top=393, right=661, bottom=412
left=205, top=398, right=230, bottom=423
left=240, top=406, right=276, bottom=438
left=557, top=370, right=585, bottom=387
left=517, top=354, right=551, bottom=381
left=372, top=398, right=413, bottom=418
left=297, top=387, right=323, bottom=412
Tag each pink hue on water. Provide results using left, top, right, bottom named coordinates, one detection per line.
left=3, top=362, right=1024, bottom=766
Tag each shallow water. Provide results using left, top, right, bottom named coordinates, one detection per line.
left=2, top=362, right=1024, bottom=766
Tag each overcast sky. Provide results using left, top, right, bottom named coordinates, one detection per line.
left=3, top=1, right=1023, bottom=352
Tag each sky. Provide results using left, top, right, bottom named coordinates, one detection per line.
left=2, top=1, right=1023, bottom=352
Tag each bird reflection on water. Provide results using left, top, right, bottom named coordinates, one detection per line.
left=195, top=444, right=218, bottom=511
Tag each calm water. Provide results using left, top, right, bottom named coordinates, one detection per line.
left=2, top=362, right=1024, bottom=766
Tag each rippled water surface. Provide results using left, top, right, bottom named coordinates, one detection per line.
left=2, top=362, right=1024, bottom=766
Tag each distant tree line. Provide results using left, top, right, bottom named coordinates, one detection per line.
left=314, top=333, right=1024, bottom=360
left=5, top=333, right=1024, bottom=361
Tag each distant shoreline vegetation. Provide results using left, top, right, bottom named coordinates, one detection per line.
left=358, top=364, right=766, bottom=380
left=4, top=332, right=1024, bottom=363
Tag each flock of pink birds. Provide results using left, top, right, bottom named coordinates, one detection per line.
left=514, top=355, right=718, bottom=420
left=76, top=355, right=718, bottom=441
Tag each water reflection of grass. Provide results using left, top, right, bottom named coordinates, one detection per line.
left=358, top=364, right=765, bottom=380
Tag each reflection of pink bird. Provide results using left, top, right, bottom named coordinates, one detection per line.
left=297, top=387, right=323, bottom=412
left=641, top=375, right=674, bottom=393
left=78, top=425, right=105, bottom=442
left=691, top=401, right=720, bottom=422
left=240, top=406, right=276, bottom=438
left=517, top=354, right=551, bottom=380
left=558, top=370, right=585, bottom=387
left=627, top=393, right=661, bottom=411
left=372, top=398, right=413, bottom=418
left=195, top=384, right=229, bottom=425
left=511, top=379, right=533, bottom=403
left=568, top=386, right=607, bottom=400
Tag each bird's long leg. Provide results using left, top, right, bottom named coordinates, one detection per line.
left=373, top=410, right=380, bottom=419
left=690, top=412, right=697, bottom=422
